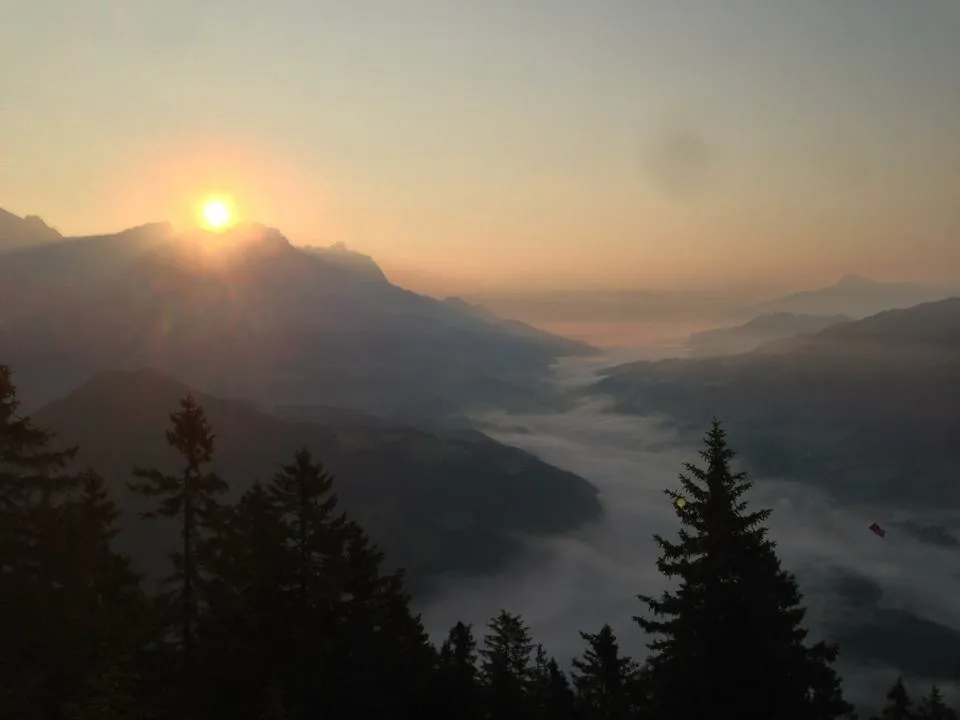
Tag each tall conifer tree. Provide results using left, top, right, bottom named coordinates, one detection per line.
left=0, top=364, right=79, bottom=717
left=480, top=610, right=536, bottom=720
left=437, top=622, right=481, bottom=718
left=916, top=685, right=957, bottom=720
left=571, top=624, right=640, bottom=720
left=129, top=393, right=227, bottom=715
left=634, top=419, right=851, bottom=719
left=202, top=481, right=288, bottom=719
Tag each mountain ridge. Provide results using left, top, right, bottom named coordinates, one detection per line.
left=685, top=312, right=853, bottom=357
left=0, top=216, right=595, bottom=417
left=744, top=274, right=958, bottom=319
left=0, top=207, right=62, bottom=250
left=592, top=297, right=960, bottom=507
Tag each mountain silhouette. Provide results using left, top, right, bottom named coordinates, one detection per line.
left=685, top=312, right=853, bottom=357
left=745, top=274, right=957, bottom=318
left=0, top=215, right=595, bottom=416
left=0, top=207, right=62, bottom=251
left=298, top=241, right=390, bottom=284
left=594, top=297, right=960, bottom=507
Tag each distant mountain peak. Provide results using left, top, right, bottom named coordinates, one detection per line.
left=114, top=221, right=177, bottom=240
left=749, top=274, right=954, bottom=319
left=0, top=207, right=62, bottom=248
left=836, top=274, right=876, bottom=287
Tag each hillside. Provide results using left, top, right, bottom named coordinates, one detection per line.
left=744, top=274, right=958, bottom=319
left=593, top=298, right=960, bottom=507
left=685, top=312, right=852, bottom=357
left=0, top=207, right=62, bottom=251
left=442, top=296, right=590, bottom=355
left=33, top=369, right=602, bottom=596
left=0, top=216, right=595, bottom=417
left=298, top=241, right=390, bottom=284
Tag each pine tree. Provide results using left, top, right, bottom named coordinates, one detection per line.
left=530, top=644, right=578, bottom=720
left=0, top=364, right=79, bottom=717
left=54, top=470, right=150, bottom=719
left=872, top=677, right=914, bottom=720
left=268, top=448, right=348, bottom=714
left=268, top=448, right=436, bottom=717
left=436, top=621, right=481, bottom=716
left=202, top=481, right=289, bottom=719
left=0, top=363, right=78, bottom=594
left=334, top=519, right=436, bottom=717
left=269, top=448, right=348, bottom=618
left=917, top=686, right=957, bottom=720
left=571, top=624, right=640, bottom=720
left=480, top=610, right=536, bottom=720
left=0, top=364, right=78, bottom=512
left=129, top=393, right=227, bottom=715
left=634, top=419, right=851, bottom=720
left=541, top=657, right=579, bottom=720
left=530, top=644, right=550, bottom=714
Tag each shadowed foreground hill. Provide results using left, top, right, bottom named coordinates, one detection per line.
left=34, top=368, right=602, bottom=596
left=593, top=297, right=960, bottom=508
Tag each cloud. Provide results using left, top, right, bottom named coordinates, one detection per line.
left=641, top=124, right=715, bottom=202
left=419, top=354, right=960, bottom=708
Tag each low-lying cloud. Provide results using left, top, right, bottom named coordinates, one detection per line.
left=419, top=355, right=960, bottom=710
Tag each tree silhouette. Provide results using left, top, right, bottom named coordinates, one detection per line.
left=54, top=470, right=149, bottom=720
left=634, top=418, right=851, bottom=719
left=128, top=393, right=227, bottom=715
left=480, top=610, right=536, bottom=720
left=0, top=365, right=80, bottom=717
left=267, top=448, right=348, bottom=714
left=202, top=481, right=288, bottom=719
left=437, top=621, right=481, bottom=718
left=571, top=624, right=640, bottom=719
left=872, top=677, right=913, bottom=720
left=916, top=685, right=957, bottom=720
left=534, top=655, right=578, bottom=720
left=267, top=448, right=435, bottom=716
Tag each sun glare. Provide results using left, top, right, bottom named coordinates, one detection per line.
left=199, top=196, right=234, bottom=231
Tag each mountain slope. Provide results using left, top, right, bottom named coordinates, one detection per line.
left=0, top=220, right=595, bottom=416
left=685, top=312, right=852, bottom=357
left=34, top=369, right=602, bottom=596
left=593, top=298, right=960, bottom=507
left=0, top=207, right=62, bottom=251
left=298, top=241, right=390, bottom=284
left=442, top=296, right=592, bottom=356
left=746, top=274, right=957, bottom=318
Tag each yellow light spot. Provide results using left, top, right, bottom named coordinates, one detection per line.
left=675, top=497, right=687, bottom=509
left=199, top=196, right=234, bottom=231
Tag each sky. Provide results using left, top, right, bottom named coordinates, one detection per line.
left=2, top=1, right=959, bottom=295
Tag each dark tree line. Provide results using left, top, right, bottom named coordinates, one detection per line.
left=0, top=363, right=956, bottom=719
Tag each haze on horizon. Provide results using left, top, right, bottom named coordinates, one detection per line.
left=2, top=1, right=959, bottom=297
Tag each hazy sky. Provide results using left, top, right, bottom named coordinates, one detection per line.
left=2, top=1, right=959, bottom=294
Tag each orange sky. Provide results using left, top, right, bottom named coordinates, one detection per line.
left=3, top=2, right=959, bottom=297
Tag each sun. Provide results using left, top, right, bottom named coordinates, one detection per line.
left=198, top=196, right=234, bottom=231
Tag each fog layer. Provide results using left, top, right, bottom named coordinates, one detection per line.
left=420, top=355, right=960, bottom=707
